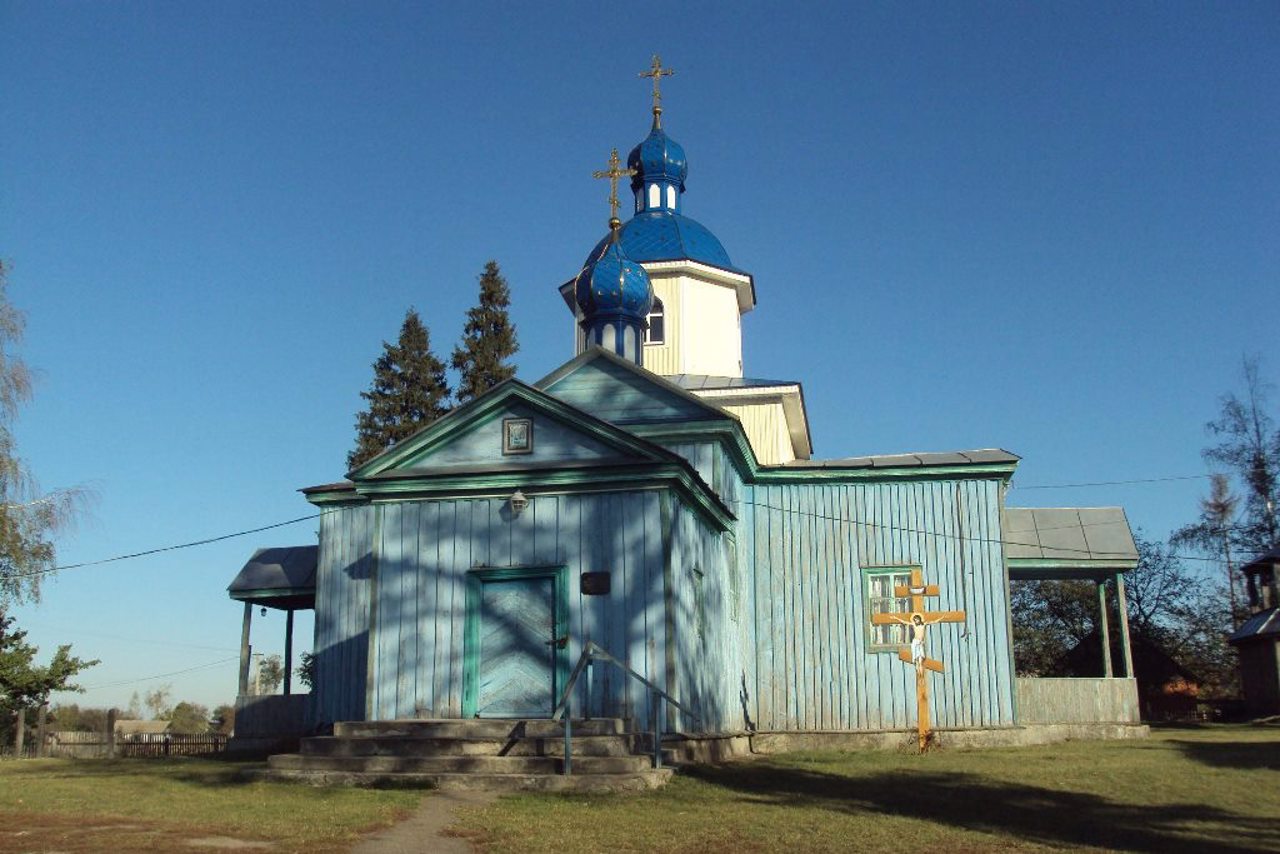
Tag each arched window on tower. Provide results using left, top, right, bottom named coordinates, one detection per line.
left=644, top=298, right=665, bottom=345
left=648, top=184, right=661, bottom=210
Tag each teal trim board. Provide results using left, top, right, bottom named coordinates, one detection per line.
left=462, top=566, right=569, bottom=718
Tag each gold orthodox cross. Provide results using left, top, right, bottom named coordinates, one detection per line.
left=870, top=567, right=966, bottom=751
left=592, top=148, right=636, bottom=228
left=638, top=54, right=675, bottom=122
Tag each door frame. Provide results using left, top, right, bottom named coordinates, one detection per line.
left=462, top=565, right=570, bottom=718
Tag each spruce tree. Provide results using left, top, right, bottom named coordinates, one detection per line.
left=451, top=260, right=518, bottom=404
left=348, top=308, right=451, bottom=470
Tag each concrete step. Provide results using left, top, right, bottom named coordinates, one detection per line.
left=300, top=732, right=642, bottom=758
left=333, top=718, right=628, bottom=740
left=269, top=753, right=655, bottom=775
left=261, top=767, right=674, bottom=793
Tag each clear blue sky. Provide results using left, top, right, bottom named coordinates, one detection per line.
left=2, top=2, right=1276, bottom=712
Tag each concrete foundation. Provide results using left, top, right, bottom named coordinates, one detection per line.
left=663, top=722, right=1149, bottom=760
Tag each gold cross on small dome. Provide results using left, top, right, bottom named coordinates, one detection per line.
left=638, top=55, right=675, bottom=124
left=591, top=148, right=637, bottom=230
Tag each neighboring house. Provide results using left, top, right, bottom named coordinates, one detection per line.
left=1229, top=546, right=1280, bottom=717
left=229, top=92, right=1144, bottom=747
left=113, top=720, right=171, bottom=739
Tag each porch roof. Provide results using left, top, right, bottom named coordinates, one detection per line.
left=1004, top=507, right=1138, bottom=580
left=227, top=545, right=317, bottom=610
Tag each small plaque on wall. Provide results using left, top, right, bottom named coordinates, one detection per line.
left=580, top=571, right=611, bottom=596
left=502, top=418, right=533, bottom=455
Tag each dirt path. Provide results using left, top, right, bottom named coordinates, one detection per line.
left=348, top=790, right=494, bottom=854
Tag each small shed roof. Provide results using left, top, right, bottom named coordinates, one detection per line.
left=1241, top=545, right=1280, bottom=576
left=227, top=546, right=317, bottom=610
left=1005, top=507, right=1139, bottom=579
left=1229, top=607, right=1280, bottom=646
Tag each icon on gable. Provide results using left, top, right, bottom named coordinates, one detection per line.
left=502, top=418, right=533, bottom=455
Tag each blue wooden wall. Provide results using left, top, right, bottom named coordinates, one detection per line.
left=745, top=478, right=1015, bottom=730
left=308, top=468, right=1015, bottom=734
left=330, top=491, right=680, bottom=729
left=309, top=503, right=376, bottom=728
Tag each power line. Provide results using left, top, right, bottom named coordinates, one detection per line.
left=79, top=656, right=240, bottom=691
left=18, top=622, right=239, bottom=654
left=740, top=498, right=1220, bottom=565
left=1013, top=474, right=1211, bottom=490
left=8, top=475, right=1230, bottom=586
left=13, top=513, right=322, bottom=580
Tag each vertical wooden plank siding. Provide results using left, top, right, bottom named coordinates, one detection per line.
left=310, top=504, right=375, bottom=727
left=744, top=478, right=1015, bottom=731
left=315, top=472, right=1015, bottom=734
left=338, top=490, right=692, bottom=729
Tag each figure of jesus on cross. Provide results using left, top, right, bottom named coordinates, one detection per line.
left=871, top=567, right=966, bottom=752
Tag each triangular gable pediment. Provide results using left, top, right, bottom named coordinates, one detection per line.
left=349, top=380, right=677, bottom=480
left=536, top=347, right=737, bottom=426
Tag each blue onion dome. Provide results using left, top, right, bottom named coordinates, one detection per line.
left=582, top=211, right=744, bottom=274
left=574, top=231, right=654, bottom=321
left=628, top=119, right=687, bottom=194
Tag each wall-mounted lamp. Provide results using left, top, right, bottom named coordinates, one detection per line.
left=509, top=489, right=529, bottom=517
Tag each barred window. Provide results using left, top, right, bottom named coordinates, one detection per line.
left=867, top=568, right=913, bottom=649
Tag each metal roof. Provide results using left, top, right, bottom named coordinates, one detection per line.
left=1003, top=507, right=1138, bottom=564
left=669, top=375, right=801, bottom=391
left=777, top=448, right=1020, bottom=470
left=583, top=211, right=744, bottom=274
left=1229, top=606, right=1280, bottom=645
left=1241, top=545, right=1280, bottom=575
left=227, top=546, right=317, bottom=609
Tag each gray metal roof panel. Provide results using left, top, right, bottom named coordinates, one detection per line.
left=1229, top=607, right=1280, bottom=644
left=777, top=449, right=1018, bottom=470
left=1003, top=507, right=1138, bottom=563
left=960, top=449, right=1023, bottom=463
left=228, top=546, right=318, bottom=596
left=916, top=452, right=972, bottom=465
left=669, top=375, right=801, bottom=391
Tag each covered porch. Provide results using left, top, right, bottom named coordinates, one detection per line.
left=226, top=546, right=317, bottom=748
left=1005, top=507, right=1141, bottom=725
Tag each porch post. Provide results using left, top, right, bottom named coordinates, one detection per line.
left=1097, top=580, right=1113, bottom=678
left=283, top=609, right=295, bottom=696
left=1115, top=572, right=1135, bottom=678
left=238, top=601, right=253, bottom=696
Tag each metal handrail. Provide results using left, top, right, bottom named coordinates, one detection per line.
left=550, top=640, right=700, bottom=776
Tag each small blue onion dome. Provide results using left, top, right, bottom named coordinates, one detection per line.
left=574, top=233, right=654, bottom=321
left=627, top=120, right=687, bottom=194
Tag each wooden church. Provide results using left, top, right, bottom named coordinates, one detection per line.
left=228, top=61, right=1146, bottom=781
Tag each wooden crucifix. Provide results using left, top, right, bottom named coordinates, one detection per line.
left=871, top=567, right=966, bottom=752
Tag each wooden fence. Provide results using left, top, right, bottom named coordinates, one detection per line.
left=38, top=731, right=228, bottom=759
left=1016, top=677, right=1141, bottom=724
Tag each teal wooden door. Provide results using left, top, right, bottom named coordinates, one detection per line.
left=476, top=575, right=557, bottom=717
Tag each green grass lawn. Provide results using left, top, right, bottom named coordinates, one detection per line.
left=0, top=756, right=423, bottom=853
left=449, top=725, right=1280, bottom=853
left=2, top=727, right=1276, bottom=853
